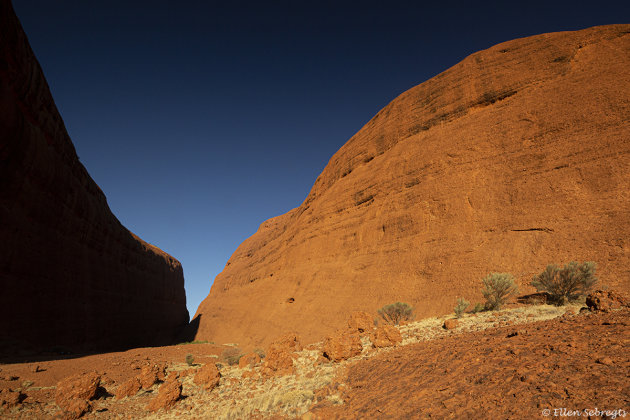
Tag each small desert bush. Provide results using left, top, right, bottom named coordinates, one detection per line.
left=185, top=353, right=195, bottom=366
left=254, top=348, right=266, bottom=359
left=453, top=298, right=470, bottom=318
left=471, top=302, right=485, bottom=313
left=222, top=347, right=243, bottom=366
left=531, top=261, right=597, bottom=305
left=482, top=273, right=518, bottom=310
left=378, top=302, right=414, bottom=325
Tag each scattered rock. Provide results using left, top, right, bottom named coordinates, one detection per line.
left=241, top=370, right=257, bottom=379
left=53, top=399, right=91, bottom=420
left=238, top=352, right=261, bottom=369
left=147, top=375, right=182, bottom=412
left=32, top=365, right=44, bottom=373
left=596, top=357, right=613, bottom=366
left=193, top=363, right=221, bottom=391
left=348, top=311, right=375, bottom=334
left=0, top=388, right=25, bottom=409
left=55, top=371, right=100, bottom=412
left=114, top=377, right=141, bottom=400
left=138, top=363, right=166, bottom=389
left=443, top=319, right=459, bottom=330
left=586, top=290, right=630, bottom=312
left=371, top=324, right=402, bottom=348
left=322, top=330, right=362, bottom=362
left=262, top=333, right=303, bottom=375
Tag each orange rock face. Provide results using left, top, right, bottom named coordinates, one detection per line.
left=0, top=2, right=188, bottom=354
left=194, top=24, right=630, bottom=350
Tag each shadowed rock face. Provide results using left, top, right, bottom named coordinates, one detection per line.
left=194, top=24, right=630, bottom=349
left=0, top=1, right=188, bottom=355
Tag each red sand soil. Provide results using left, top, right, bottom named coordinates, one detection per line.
left=312, top=310, right=630, bottom=419
left=0, top=304, right=627, bottom=419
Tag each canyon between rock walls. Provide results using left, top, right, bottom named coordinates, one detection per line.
left=194, top=24, right=630, bottom=350
left=0, top=1, right=189, bottom=355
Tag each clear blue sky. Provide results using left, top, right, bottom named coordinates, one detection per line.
left=13, top=1, right=629, bottom=316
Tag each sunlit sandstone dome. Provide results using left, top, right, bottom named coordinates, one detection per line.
left=193, top=24, right=630, bottom=350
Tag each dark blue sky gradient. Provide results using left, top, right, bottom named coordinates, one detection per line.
left=13, top=1, right=629, bottom=315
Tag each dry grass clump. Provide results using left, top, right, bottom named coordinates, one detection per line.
left=221, top=347, right=243, bottom=366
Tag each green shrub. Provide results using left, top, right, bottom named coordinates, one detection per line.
left=531, top=261, right=597, bottom=305
left=185, top=353, right=195, bottom=366
left=453, top=298, right=470, bottom=318
left=482, top=273, right=518, bottom=310
left=471, top=303, right=485, bottom=313
left=377, top=302, right=414, bottom=325
left=222, top=347, right=243, bottom=366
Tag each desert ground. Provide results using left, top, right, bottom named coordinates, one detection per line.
left=1, top=291, right=628, bottom=419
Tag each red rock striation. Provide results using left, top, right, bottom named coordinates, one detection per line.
left=0, top=1, right=188, bottom=355
left=194, top=24, right=630, bottom=349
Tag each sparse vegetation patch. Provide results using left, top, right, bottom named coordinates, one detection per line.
left=481, top=273, right=518, bottom=310
left=453, top=298, right=470, bottom=318
left=531, top=261, right=597, bottom=305
left=378, top=302, right=414, bottom=325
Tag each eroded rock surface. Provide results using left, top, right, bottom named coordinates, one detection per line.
left=194, top=24, right=630, bottom=349
left=322, top=330, right=362, bottom=362
left=0, top=1, right=188, bottom=355
left=371, top=324, right=402, bottom=348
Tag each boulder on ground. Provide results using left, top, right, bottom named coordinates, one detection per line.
left=262, top=333, right=302, bottom=375
left=443, top=319, right=459, bottom=330
left=54, top=371, right=100, bottom=411
left=586, top=290, right=630, bottom=312
left=238, top=352, right=261, bottom=369
left=347, top=312, right=375, bottom=334
left=0, top=388, right=24, bottom=409
left=322, top=330, right=362, bottom=362
left=54, top=399, right=91, bottom=420
left=371, top=324, right=402, bottom=348
left=114, top=377, right=141, bottom=400
left=147, top=375, right=182, bottom=412
left=138, top=363, right=167, bottom=389
left=193, top=363, right=221, bottom=391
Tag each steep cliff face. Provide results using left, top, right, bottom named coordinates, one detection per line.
left=193, top=24, right=630, bottom=350
left=0, top=1, right=189, bottom=354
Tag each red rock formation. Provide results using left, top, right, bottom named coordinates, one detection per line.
left=193, top=363, right=221, bottom=391
left=371, top=325, right=402, bottom=348
left=322, top=330, right=362, bottom=362
left=147, top=375, right=182, bottom=412
left=0, top=1, right=188, bottom=355
left=194, top=24, right=630, bottom=350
